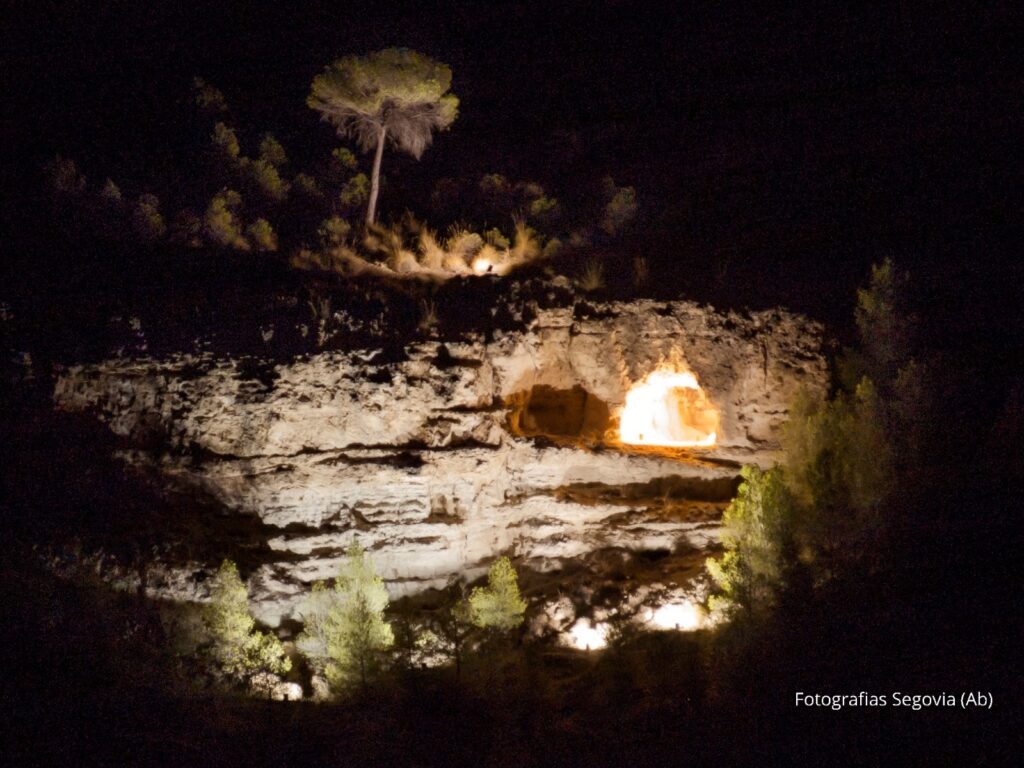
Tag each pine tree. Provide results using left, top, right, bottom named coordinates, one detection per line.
left=308, top=48, right=458, bottom=224
left=297, top=542, right=394, bottom=691
left=468, top=556, right=527, bottom=632
left=203, top=560, right=290, bottom=684
left=706, top=466, right=796, bottom=617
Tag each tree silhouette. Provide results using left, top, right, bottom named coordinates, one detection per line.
left=309, top=48, right=459, bottom=224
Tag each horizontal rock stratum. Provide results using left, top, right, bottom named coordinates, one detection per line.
left=54, top=299, right=827, bottom=626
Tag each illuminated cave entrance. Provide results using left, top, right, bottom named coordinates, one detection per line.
left=506, top=385, right=611, bottom=443
left=619, top=368, right=720, bottom=448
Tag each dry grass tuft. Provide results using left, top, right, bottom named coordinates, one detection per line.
left=578, top=258, right=605, bottom=291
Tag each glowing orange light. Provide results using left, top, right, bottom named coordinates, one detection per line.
left=472, top=257, right=492, bottom=275
left=619, top=367, right=719, bottom=448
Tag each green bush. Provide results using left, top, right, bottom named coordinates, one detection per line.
left=239, top=157, right=289, bottom=203
left=340, top=173, right=370, bottom=209
left=469, top=556, right=526, bottom=632
left=706, top=466, right=796, bottom=617
left=202, top=560, right=290, bottom=684
left=132, top=194, right=167, bottom=241
left=258, top=134, right=288, bottom=167
left=600, top=177, right=638, bottom=236
left=204, top=189, right=248, bottom=250
left=246, top=218, right=278, bottom=252
left=211, top=122, right=240, bottom=161
left=296, top=542, right=394, bottom=691
left=318, top=216, right=352, bottom=248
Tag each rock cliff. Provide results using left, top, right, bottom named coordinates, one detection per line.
left=53, top=298, right=827, bottom=626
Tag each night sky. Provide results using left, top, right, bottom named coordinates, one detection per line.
left=2, top=2, right=1020, bottom=331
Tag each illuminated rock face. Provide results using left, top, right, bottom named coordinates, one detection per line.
left=54, top=299, right=826, bottom=625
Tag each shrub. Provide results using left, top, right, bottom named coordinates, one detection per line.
left=528, top=194, right=562, bottom=227
left=445, top=227, right=484, bottom=262
left=258, top=134, right=288, bottom=167
left=509, top=219, right=541, bottom=265
left=246, top=218, right=278, bottom=252
left=202, top=560, right=290, bottom=684
left=340, top=173, right=370, bottom=209
left=600, top=177, right=638, bottom=235
left=98, top=178, right=123, bottom=206
left=479, top=173, right=513, bottom=210
left=318, top=216, right=352, bottom=248
left=132, top=194, right=167, bottom=241
left=296, top=542, right=394, bottom=691
left=170, top=209, right=203, bottom=247
left=364, top=221, right=415, bottom=270
left=706, top=466, right=796, bottom=617
left=211, top=122, right=240, bottom=161
left=204, top=189, right=249, bottom=250
left=293, top=172, right=323, bottom=199
left=468, top=556, right=526, bottom=632
left=240, top=157, right=289, bottom=203
left=332, top=147, right=358, bottom=170
left=483, top=227, right=510, bottom=250
left=416, top=227, right=447, bottom=270
left=542, top=237, right=563, bottom=260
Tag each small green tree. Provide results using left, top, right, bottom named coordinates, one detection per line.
left=132, top=194, right=167, bottom=241
left=203, top=560, right=290, bottom=685
left=239, top=157, right=289, bottom=203
left=246, top=218, right=278, bottom=252
left=600, top=177, right=638, bottom=236
left=318, top=215, right=352, bottom=248
left=855, top=258, right=914, bottom=388
left=258, top=134, right=288, bottom=167
left=706, top=465, right=796, bottom=617
left=468, top=556, right=527, bottom=632
left=211, top=122, right=240, bottom=162
left=297, top=542, right=394, bottom=691
left=204, top=189, right=248, bottom=250
left=782, top=378, right=894, bottom=551
left=308, top=48, right=459, bottom=224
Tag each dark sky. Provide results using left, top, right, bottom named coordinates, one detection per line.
left=2, top=1, right=1020, bottom=322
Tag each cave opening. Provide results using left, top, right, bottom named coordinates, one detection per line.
left=506, top=385, right=611, bottom=442
left=619, top=368, right=720, bottom=448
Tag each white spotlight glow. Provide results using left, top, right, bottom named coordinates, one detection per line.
left=647, top=601, right=703, bottom=631
left=619, top=368, right=719, bottom=448
left=567, top=619, right=609, bottom=650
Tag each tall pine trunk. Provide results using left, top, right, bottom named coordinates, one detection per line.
left=366, top=123, right=387, bottom=225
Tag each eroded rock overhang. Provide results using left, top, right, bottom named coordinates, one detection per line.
left=53, top=299, right=827, bottom=625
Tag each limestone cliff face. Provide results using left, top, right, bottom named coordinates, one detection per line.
left=53, top=299, right=827, bottom=626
